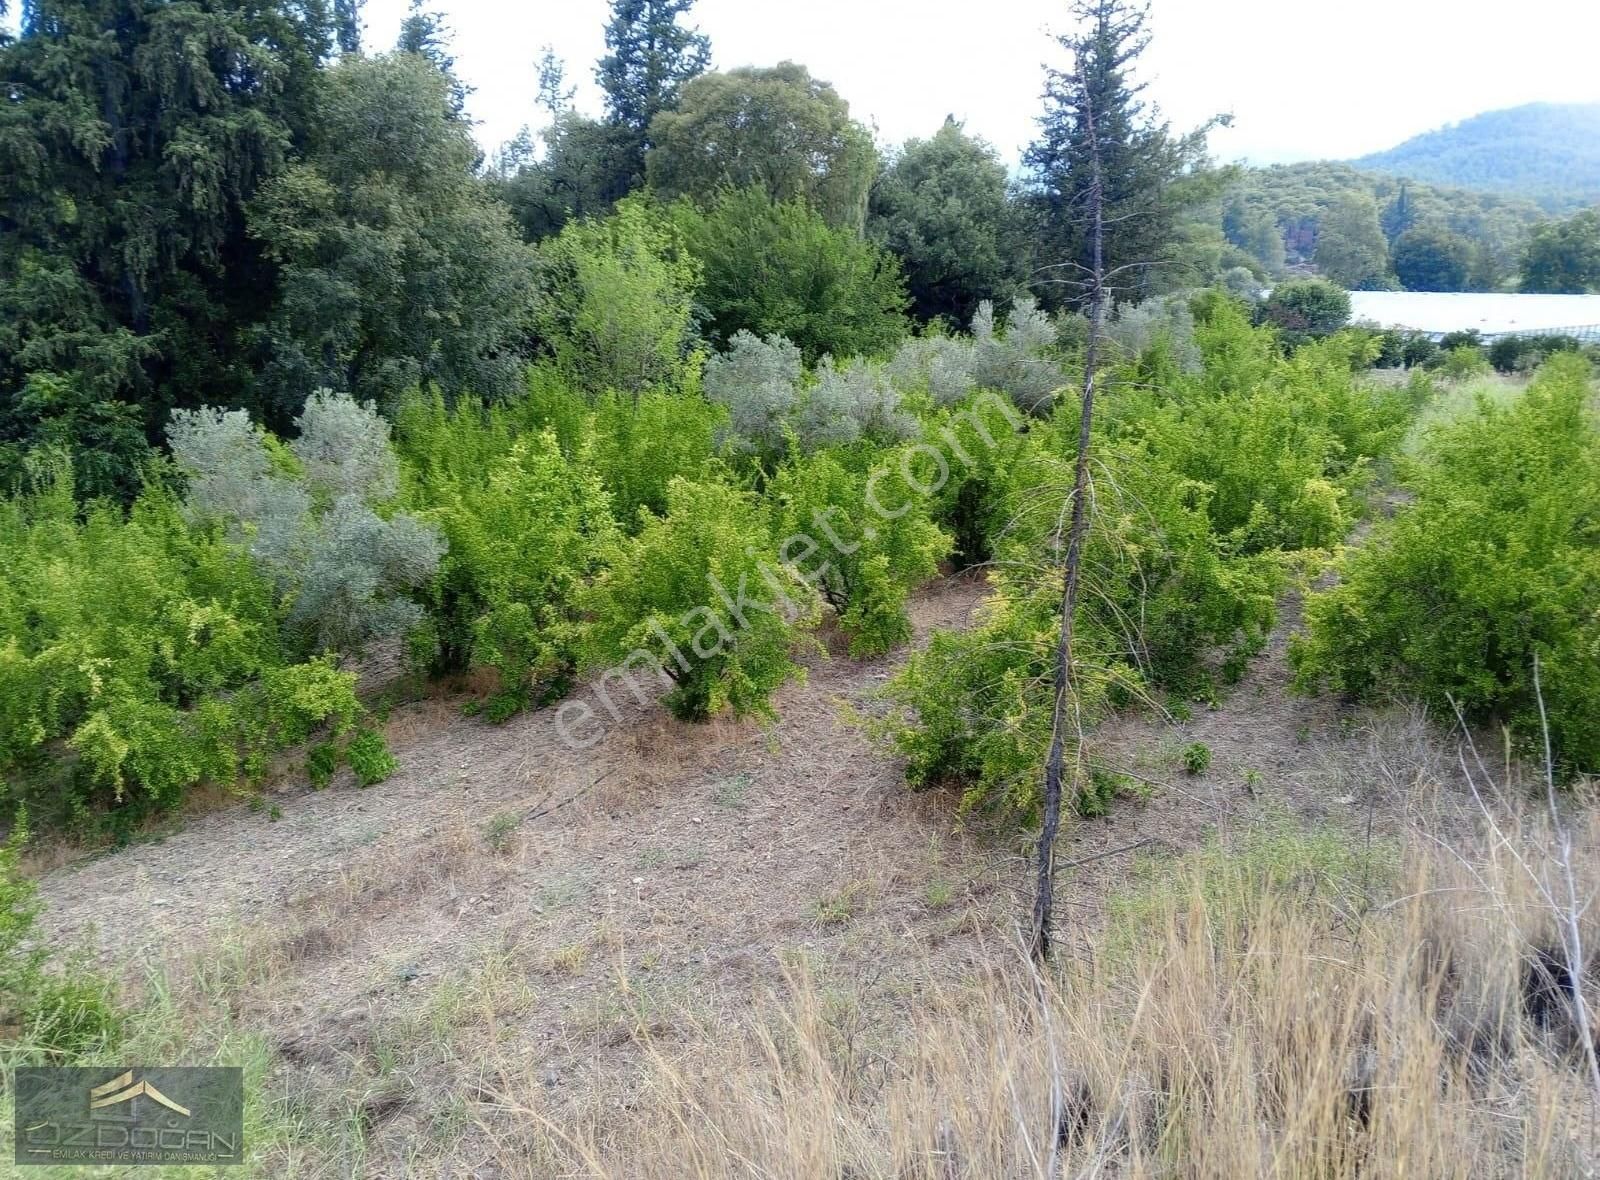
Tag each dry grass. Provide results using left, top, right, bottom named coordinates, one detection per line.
left=475, top=810, right=1600, bottom=1179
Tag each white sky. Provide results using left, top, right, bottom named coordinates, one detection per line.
left=359, top=0, right=1600, bottom=168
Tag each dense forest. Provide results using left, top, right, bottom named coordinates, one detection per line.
left=1355, top=101, right=1600, bottom=213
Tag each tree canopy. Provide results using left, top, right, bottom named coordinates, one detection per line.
left=0, top=0, right=335, bottom=478
left=647, top=63, right=878, bottom=232
left=1313, top=193, right=1391, bottom=290
left=1391, top=225, right=1473, bottom=292
left=869, top=118, right=1022, bottom=326
left=1520, top=208, right=1600, bottom=294
left=1022, top=0, right=1219, bottom=308
left=672, top=187, right=908, bottom=362
left=250, top=52, right=537, bottom=416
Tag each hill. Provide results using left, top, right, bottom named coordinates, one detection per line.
left=1354, top=102, right=1600, bottom=212
left=1218, top=160, right=1547, bottom=286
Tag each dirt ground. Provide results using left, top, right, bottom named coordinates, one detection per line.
left=30, top=569, right=1461, bottom=1175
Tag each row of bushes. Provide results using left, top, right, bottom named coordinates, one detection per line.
left=877, top=295, right=1418, bottom=815
left=2, top=286, right=1077, bottom=825
left=1293, top=354, right=1600, bottom=773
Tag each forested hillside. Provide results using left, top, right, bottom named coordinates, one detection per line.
left=1211, top=161, right=1548, bottom=290
left=1355, top=102, right=1600, bottom=212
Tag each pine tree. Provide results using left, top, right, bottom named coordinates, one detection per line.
left=0, top=0, right=336, bottom=484
left=1023, top=0, right=1216, bottom=308
left=396, top=0, right=468, bottom=115
left=1381, top=182, right=1418, bottom=243
left=595, top=0, right=710, bottom=137
left=334, top=0, right=362, bottom=54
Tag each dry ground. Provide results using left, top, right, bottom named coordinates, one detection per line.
left=27, top=570, right=1479, bottom=1176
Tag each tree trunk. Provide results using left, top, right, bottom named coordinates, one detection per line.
left=1030, top=76, right=1106, bottom=965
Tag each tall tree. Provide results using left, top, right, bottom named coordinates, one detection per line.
left=535, top=45, right=575, bottom=116
left=1313, top=192, right=1390, bottom=289
left=333, top=0, right=362, bottom=54
left=1381, top=182, right=1418, bottom=243
left=1031, top=2, right=1112, bottom=968
left=647, top=63, right=877, bottom=231
left=870, top=117, right=1021, bottom=325
left=249, top=52, right=537, bottom=417
left=498, top=114, right=644, bottom=242
left=0, top=0, right=335, bottom=494
left=1023, top=0, right=1217, bottom=309
left=396, top=0, right=468, bottom=115
left=672, top=187, right=908, bottom=361
left=1521, top=208, right=1600, bottom=293
left=595, top=0, right=710, bottom=137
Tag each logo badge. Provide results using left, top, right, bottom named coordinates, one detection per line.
left=14, top=1067, right=243, bottom=1167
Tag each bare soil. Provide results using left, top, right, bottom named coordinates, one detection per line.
left=30, top=569, right=1459, bottom=1175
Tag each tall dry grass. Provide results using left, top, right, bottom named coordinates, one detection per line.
left=488, top=811, right=1600, bottom=1179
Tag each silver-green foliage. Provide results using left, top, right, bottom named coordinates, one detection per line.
left=886, top=298, right=1065, bottom=415
left=170, top=392, right=442, bottom=655
left=793, top=356, right=918, bottom=450
left=703, top=330, right=803, bottom=455
left=706, top=331, right=920, bottom=457
left=1105, top=295, right=1202, bottom=373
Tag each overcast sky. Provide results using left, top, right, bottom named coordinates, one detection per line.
left=358, top=0, right=1600, bottom=168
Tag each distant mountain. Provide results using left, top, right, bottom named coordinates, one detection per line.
left=1354, top=103, right=1600, bottom=213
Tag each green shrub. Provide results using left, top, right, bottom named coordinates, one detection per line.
left=770, top=447, right=950, bottom=657
left=1293, top=355, right=1600, bottom=772
left=532, top=195, right=702, bottom=396
left=1115, top=300, right=1408, bottom=554
left=583, top=475, right=818, bottom=722
left=1432, top=344, right=1490, bottom=380
left=1258, top=278, right=1350, bottom=345
left=406, top=413, right=619, bottom=717
left=346, top=729, right=398, bottom=787
left=1181, top=741, right=1213, bottom=774
left=584, top=388, right=721, bottom=526
left=672, top=186, right=909, bottom=364
left=0, top=467, right=360, bottom=822
left=878, top=419, right=1275, bottom=815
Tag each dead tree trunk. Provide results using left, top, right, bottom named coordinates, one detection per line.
left=1030, top=76, right=1107, bottom=966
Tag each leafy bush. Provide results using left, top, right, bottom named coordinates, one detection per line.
left=346, top=728, right=398, bottom=787
left=1181, top=742, right=1213, bottom=774
left=878, top=415, right=1276, bottom=815
left=1430, top=344, right=1491, bottom=380
left=1115, top=299, right=1408, bottom=554
left=532, top=195, right=702, bottom=395
left=671, top=187, right=909, bottom=363
left=0, top=466, right=361, bottom=820
left=583, top=475, right=818, bottom=722
left=172, top=393, right=444, bottom=656
left=584, top=388, right=722, bottom=526
left=792, top=356, right=919, bottom=451
left=1104, top=294, right=1201, bottom=373
left=404, top=406, right=619, bottom=718
left=770, top=448, right=950, bottom=657
left=1487, top=333, right=1582, bottom=374
left=1258, top=278, right=1351, bottom=345
left=705, top=332, right=918, bottom=461
left=0, top=373, right=156, bottom=506
left=883, top=298, right=1065, bottom=416
left=1293, top=355, right=1600, bottom=773
left=703, top=331, right=803, bottom=459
